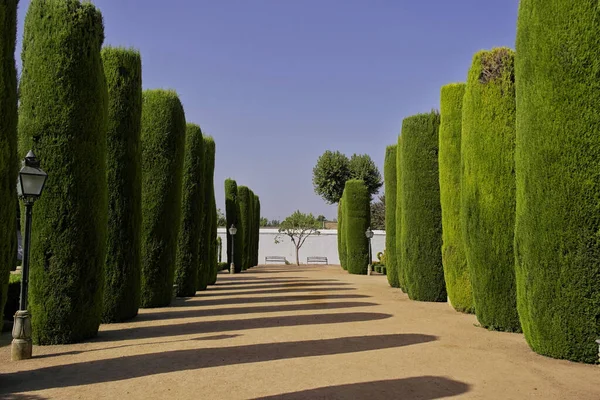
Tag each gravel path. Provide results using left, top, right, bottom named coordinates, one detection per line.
left=0, top=265, right=598, bottom=399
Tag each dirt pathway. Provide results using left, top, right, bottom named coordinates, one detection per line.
left=0, top=265, right=598, bottom=399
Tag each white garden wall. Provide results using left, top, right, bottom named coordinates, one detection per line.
left=217, top=228, right=386, bottom=265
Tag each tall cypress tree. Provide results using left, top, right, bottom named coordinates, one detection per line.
left=515, top=0, right=600, bottom=363
left=237, top=186, right=250, bottom=271
left=224, top=179, right=238, bottom=268
left=140, top=89, right=186, bottom=307
left=0, top=0, right=18, bottom=332
left=343, top=179, right=370, bottom=275
left=102, top=47, right=143, bottom=322
left=439, top=83, right=473, bottom=313
left=395, top=135, right=405, bottom=291
left=253, top=194, right=261, bottom=267
left=198, top=136, right=215, bottom=289
left=337, top=199, right=346, bottom=269
left=400, top=112, right=446, bottom=302
left=383, top=145, right=398, bottom=288
left=462, top=48, right=519, bottom=332
left=19, top=0, right=108, bottom=343
left=174, top=124, right=204, bottom=297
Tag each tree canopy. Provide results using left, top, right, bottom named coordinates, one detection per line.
left=313, top=150, right=382, bottom=204
left=275, top=211, right=321, bottom=265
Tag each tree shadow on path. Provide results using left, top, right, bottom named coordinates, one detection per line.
left=175, top=293, right=370, bottom=307
left=206, top=281, right=351, bottom=291
left=212, top=278, right=341, bottom=286
left=94, top=312, right=392, bottom=342
left=135, top=301, right=380, bottom=322
left=0, top=334, right=437, bottom=394
left=253, top=376, right=470, bottom=400
left=196, top=286, right=356, bottom=297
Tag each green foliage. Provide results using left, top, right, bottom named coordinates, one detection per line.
left=276, top=211, right=320, bottom=266
left=2, top=274, right=20, bottom=332
left=313, top=150, right=383, bottom=204
left=217, top=208, right=227, bottom=227
left=140, top=89, right=186, bottom=307
left=208, top=190, right=218, bottom=284
left=237, top=186, right=250, bottom=270
left=0, top=0, right=18, bottom=332
left=19, top=0, right=108, bottom=343
left=102, top=47, right=142, bottom=323
left=395, top=135, right=406, bottom=291
left=400, top=112, right=446, bottom=302
left=370, top=195, right=385, bottom=230
left=337, top=199, right=346, bottom=270
left=515, top=1, right=600, bottom=363
left=254, top=196, right=261, bottom=267
left=343, top=179, right=370, bottom=275
left=384, top=145, right=398, bottom=288
left=462, top=48, right=519, bottom=331
left=224, top=179, right=240, bottom=271
left=349, top=154, right=383, bottom=201
left=174, top=124, right=204, bottom=297
left=313, top=150, right=351, bottom=204
left=439, top=83, right=473, bottom=314
left=217, top=236, right=222, bottom=263
left=198, top=136, right=215, bottom=289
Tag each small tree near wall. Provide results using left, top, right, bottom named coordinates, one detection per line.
left=275, top=211, right=321, bottom=265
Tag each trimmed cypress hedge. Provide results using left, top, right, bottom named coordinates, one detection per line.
left=0, top=0, right=18, bottom=332
left=343, top=179, right=370, bottom=275
left=174, top=124, right=204, bottom=297
left=224, top=179, right=238, bottom=269
left=439, top=83, right=473, bottom=313
left=198, top=136, right=215, bottom=289
left=140, top=89, right=186, bottom=307
left=102, top=47, right=143, bottom=322
left=237, top=186, right=250, bottom=271
left=254, top=195, right=261, bottom=267
left=18, top=0, right=108, bottom=343
left=337, top=198, right=346, bottom=270
left=515, top=1, right=600, bottom=363
left=462, top=48, right=519, bottom=331
left=208, top=190, right=218, bottom=285
left=384, top=145, right=398, bottom=288
left=395, top=135, right=406, bottom=291
left=400, top=111, right=446, bottom=302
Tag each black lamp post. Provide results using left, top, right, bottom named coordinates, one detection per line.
left=12, top=150, right=47, bottom=361
left=365, top=227, right=374, bottom=276
left=229, top=224, right=237, bottom=274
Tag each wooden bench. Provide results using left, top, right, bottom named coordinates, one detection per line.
left=307, top=256, right=328, bottom=264
left=265, top=256, right=286, bottom=264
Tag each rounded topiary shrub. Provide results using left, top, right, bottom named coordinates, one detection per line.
left=384, top=145, right=398, bottom=288
left=197, top=136, right=215, bottom=290
left=102, top=47, right=143, bottom=322
left=0, top=0, right=18, bottom=332
left=19, top=0, right=108, bottom=344
left=174, top=124, right=204, bottom=297
left=343, top=179, right=370, bottom=275
left=439, top=83, right=473, bottom=314
left=140, top=89, right=186, bottom=307
left=400, top=111, right=446, bottom=302
left=515, top=0, right=600, bottom=363
left=462, top=48, right=519, bottom=331
left=224, top=178, right=238, bottom=268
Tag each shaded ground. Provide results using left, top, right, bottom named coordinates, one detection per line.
left=0, top=265, right=598, bottom=399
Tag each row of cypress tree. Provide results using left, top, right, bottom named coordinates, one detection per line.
left=224, top=179, right=260, bottom=273
left=382, top=1, right=599, bottom=363
left=338, top=180, right=370, bottom=275
left=0, top=0, right=221, bottom=344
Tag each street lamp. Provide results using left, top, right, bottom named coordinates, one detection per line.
left=12, top=150, right=47, bottom=361
left=229, top=224, right=237, bottom=274
left=365, top=227, right=374, bottom=276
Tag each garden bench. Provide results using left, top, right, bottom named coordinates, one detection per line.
left=265, top=256, right=286, bottom=264
left=307, top=256, right=328, bottom=264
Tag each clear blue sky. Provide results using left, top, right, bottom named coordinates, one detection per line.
left=15, top=0, right=519, bottom=221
